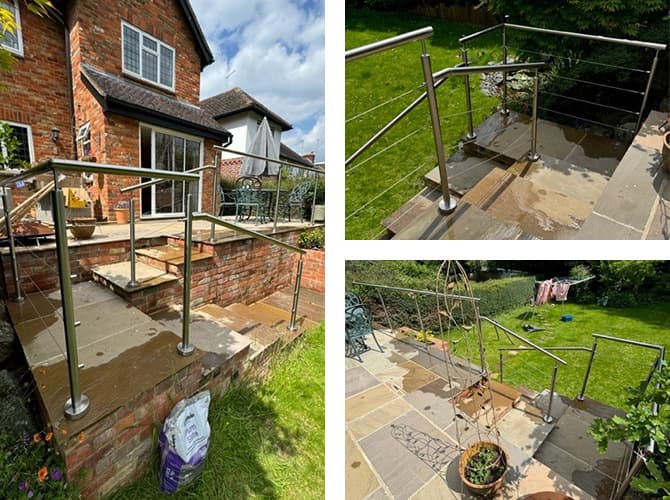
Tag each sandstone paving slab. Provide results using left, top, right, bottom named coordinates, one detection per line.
left=533, top=389, right=570, bottom=421
left=410, top=474, right=460, bottom=499
left=347, top=384, right=399, bottom=423
left=358, top=343, right=412, bottom=376
left=346, top=431, right=381, bottom=500
left=359, top=410, right=459, bottom=500
left=515, top=459, right=595, bottom=500
left=347, top=365, right=381, bottom=398
left=348, top=398, right=414, bottom=441
left=404, top=378, right=460, bottom=430
left=376, top=360, right=440, bottom=395
left=365, top=488, right=393, bottom=500
left=424, top=151, right=505, bottom=196
left=496, top=404, right=554, bottom=457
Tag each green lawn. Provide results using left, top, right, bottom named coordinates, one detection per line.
left=345, top=8, right=502, bottom=239
left=476, top=303, right=670, bottom=409
left=111, top=324, right=325, bottom=500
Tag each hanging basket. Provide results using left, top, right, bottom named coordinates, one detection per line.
left=459, top=441, right=508, bottom=497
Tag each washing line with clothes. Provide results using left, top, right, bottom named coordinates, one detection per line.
left=535, top=276, right=595, bottom=305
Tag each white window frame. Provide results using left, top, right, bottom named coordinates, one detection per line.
left=1, top=0, right=24, bottom=57
left=76, top=122, right=91, bottom=156
left=138, top=123, right=203, bottom=218
left=121, top=21, right=175, bottom=91
left=1, top=120, right=34, bottom=166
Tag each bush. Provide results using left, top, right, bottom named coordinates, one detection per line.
left=345, top=261, right=534, bottom=332
left=298, top=227, right=325, bottom=250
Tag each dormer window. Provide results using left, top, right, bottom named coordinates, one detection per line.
left=121, top=21, right=174, bottom=91
left=1, top=1, right=23, bottom=56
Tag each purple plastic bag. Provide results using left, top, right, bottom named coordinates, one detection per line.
left=159, top=390, right=211, bottom=493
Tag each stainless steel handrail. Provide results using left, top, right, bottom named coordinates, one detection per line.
left=352, top=281, right=481, bottom=301
left=481, top=316, right=567, bottom=365
left=505, top=23, right=667, bottom=51
left=0, top=158, right=200, bottom=187
left=432, top=61, right=548, bottom=81
left=192, top=213, right=305, bottom=254
left=345, top=26, right=434, bottom=62
left=190, top=212, right=305, bottom=330
left=458, top=23, right=503, bottom=43
left=119, top=164, right=216, bottom=193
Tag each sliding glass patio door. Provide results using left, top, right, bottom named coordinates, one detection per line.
left=140, top=125, right=202, bottom=217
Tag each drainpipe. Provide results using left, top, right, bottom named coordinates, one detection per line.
left=50, top=7, right=77, bottom=160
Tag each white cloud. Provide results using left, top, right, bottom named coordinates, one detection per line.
left=192, top=0, right=324, bottom=159
left=284, top=113, right=325, bottom=161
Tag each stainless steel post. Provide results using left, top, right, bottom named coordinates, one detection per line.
left=1, top=190, right=23, bottom=301
left=544, top=364, right=558, bottom=423
left=462, top=42, right=476, bottom=140
left=273, top=165, right=283, bottom=234
left=310, top=171, right=318, bottom=226
left=636, top=50, right=660, bottom=132
left=578, top=340, right=598, bottom=401
left=178, top=193, right=195, bottom=356
left=501, top=17, right=510, bottom=115
left=377, top=289, right=395, bottom=335
left=288, top=254, right=303, bottom=332
left=413, top=294, right=428, bottom=350
left=499, top=351, right=503, bottom=382
left=210, top=157, right=219, bottom=242
left=528, top=68, right=541, bottom=162
left=128, top=199, right=138, bottom=287
left=420, top=41, right=457, bottom=214
left=52, top=188, right=89, bottom=419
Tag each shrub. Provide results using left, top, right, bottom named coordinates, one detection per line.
left=471, top=276, right=535, bottom=317
left=298, top=227, right=325, bottom=250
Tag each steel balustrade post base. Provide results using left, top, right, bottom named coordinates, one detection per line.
left=527, top=152, right=541, bottom=162
left=543, top=415, right=554, bottom=424
left=464, top=132, right=477, bottom=141
left=64, top=394, right=90, bottom=420
left=438, top=196, right=458, bottom=214
left=500, top=108, right=510, bottom=116
left=177, top=342, right=195, bottom=356
left=576, top=394, right=586, bottom=402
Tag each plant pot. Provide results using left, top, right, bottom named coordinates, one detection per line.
left=459, top=441, right=508, bottom=497
left=663, top=131, right=670, bottom=175
left=519, top=493, right=575, bottom=500
left=68, top=217, right=96, bottom=240
left=114, top=208, right=129, bottom=224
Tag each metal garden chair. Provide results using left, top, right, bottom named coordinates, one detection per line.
left=235, top=176, right=268, bottom=224
left=287, top=180, right=312, bottom=222
left=345, top=293, right=383, bottom=362
left=219, top=185, right=237, bottom=216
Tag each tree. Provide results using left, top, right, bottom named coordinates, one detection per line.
left=0, top=1, right=53, bottom=71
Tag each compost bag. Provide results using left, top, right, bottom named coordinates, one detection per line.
left=159, top=390, right=211, bottom=493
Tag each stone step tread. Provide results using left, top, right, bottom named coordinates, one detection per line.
left=261, top=289, right=325, bottom=322
left=392, top=200, right=525, bottom=240
left=248, top=302, right=317, bottom=330
left=577, top=110, right=667, bottom=239
left=193, top=303, right=283, bottom=348
left=462, top=167, right=593, bottom=239
left=489, top=378, right=522, bottom=406
left=91, top=261, right=178, bottom=293
left=135, top=244, right=212, bottom=266
left=383, top=187, right=444, bottom=236
left=424, top=150, right=507, bottom=196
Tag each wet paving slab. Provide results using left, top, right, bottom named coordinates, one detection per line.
left=347, top=365, right=381, bottom=398
left=346, top=431, right=382, bottom=500
left=347, top=384, right=400, bottom=423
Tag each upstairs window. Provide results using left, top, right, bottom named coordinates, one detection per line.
left=122, top=22, right=174, bottom=91
left=0, top=122, right=33, bottom=169
left=1, top=1, right=23, bottom=56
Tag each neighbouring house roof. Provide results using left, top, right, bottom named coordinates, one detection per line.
left=201, top=88, right=293, bottom=131
left=81, top=64, right=232, bottom=142
left=280, top=143, right=314, bottom=168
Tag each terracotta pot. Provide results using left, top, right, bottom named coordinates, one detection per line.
left=114, top=208, right=129, bottom=224
left=663, top=131, right=670, bottom=175
left=68, top=217, right=96, bottom=240
left=459, top=441, right=508, bottom=497
left=519, top=493, right=575, bottom=500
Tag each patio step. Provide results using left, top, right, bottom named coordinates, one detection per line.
left=135, top=243, right=213, bottom=273
left=576, top=110, right=668, bottom=239
left=423, top=151, right=508, bottom=196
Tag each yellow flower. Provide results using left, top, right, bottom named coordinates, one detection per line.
left=37, top=466, right=48, bottom=483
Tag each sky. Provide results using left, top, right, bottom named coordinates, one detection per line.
left=191, top=0, right=325, bottom=162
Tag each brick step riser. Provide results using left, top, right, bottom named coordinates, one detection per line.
left=91, top=273, right=181, bottom=315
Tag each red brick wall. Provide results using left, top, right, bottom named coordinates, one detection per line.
left=67, top=0, right=202, bottom=104
left=302, top=249, right=325, bottom=293
left=220, top=157, right=243, bottom=180
left=0, top=2, right=73, bottom=161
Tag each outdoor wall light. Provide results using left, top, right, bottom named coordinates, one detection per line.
left=51, top=127, right=60, bottom=142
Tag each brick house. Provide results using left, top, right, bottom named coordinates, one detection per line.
left=0, top=0, right=231, bottom=220
left=201, top=87, right=314, bottom=178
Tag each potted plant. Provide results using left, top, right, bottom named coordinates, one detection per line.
left=114, top=200, right=130, bottom=224
left=459, top=440, right=508, bottom=497
left=68, top=217, right=96, bottom=240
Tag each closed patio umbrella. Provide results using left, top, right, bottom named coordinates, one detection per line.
left=239, top=117, right=280, bottom=176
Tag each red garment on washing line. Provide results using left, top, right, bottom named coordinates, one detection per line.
left=553, top=282, right=570, bottom=301
left=535, top=280, right=553, bottom=305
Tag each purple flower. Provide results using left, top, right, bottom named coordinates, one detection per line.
left=27, top=491, right=34, bottom=498
left=18, top=480, right=27, bottom=491
left=21, top=433, right=30, bottom=445
left=50, top=468, right=62, bottom=481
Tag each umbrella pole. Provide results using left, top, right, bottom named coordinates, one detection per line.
left=273, top=165, right=282, bottom=233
